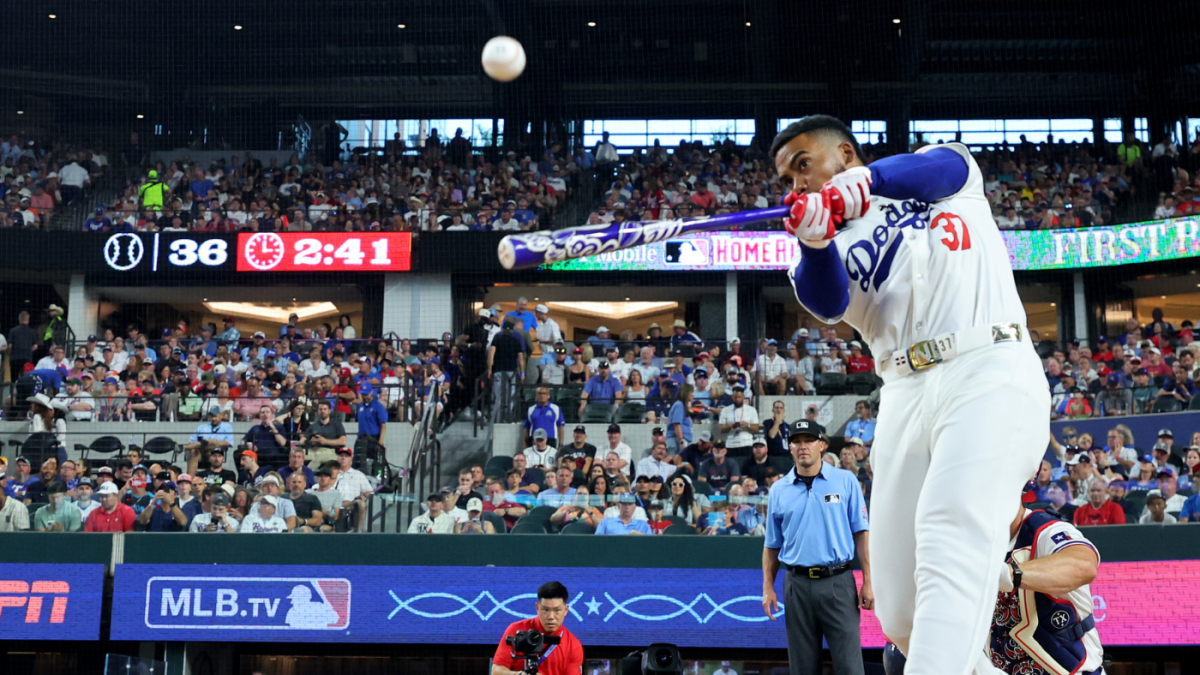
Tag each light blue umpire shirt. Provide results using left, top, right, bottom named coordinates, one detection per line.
left=765, top=463, right=869, bottom=567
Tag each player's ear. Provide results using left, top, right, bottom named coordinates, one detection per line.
left=838, top=141, right=858, bottom=167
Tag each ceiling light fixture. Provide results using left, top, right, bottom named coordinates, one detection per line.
left=893, top=18, right=901, bottom=23
left=587, top=22, right=596, bottom=27
left=136, top=114, right=144, bottom=119
left=204, top=301, right=342, bottom=324
left=397, top=24, right=406, bottom=28
left=546, top=301, right=678, bottom=320
left=745, top=22, right=751, bottom=26
left=16, top=111, right=23, bottom=115
left=48, top=14, right=57, bottom=19
left=234, top=25, right=243, bottom=30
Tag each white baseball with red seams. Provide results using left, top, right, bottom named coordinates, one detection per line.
left=788, top=142, right=1050, bottom=675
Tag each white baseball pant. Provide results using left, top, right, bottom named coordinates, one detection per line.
left=869, top=340, right=1049, bottom=675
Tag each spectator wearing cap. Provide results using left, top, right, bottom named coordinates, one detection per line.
left=580, top=360, right=624, bottom=418
left=669, top=320, right=701, bottom=348
left=525, top=386, right=564, bottom=449
left=636, top=441, right=677, bottom=482
left=678, top=431, right=715, bottom=475
left=540, top=341, right=570, bottom=385
left=845, top=342, right=874, bottom=374
left=1072, top=479, right=1125, bottom=526
left=523, top=429, right=558, bottom=470
left=408, top=493, right=457, bottom=533
left=595, top=494, right=652, bottom=535
left=307, top=466, right=343, bottom=526
left=354, top=382, right=388, bottom=448
left=743, top=437, right=774, bottom=484
left=1139, top=490, right=1177, bottom=524
left=84, top=482, right=137, bottom=532
left=0, top=474, right=30, bottom=531
left=763, top=419, right=871, bottom=675
left=135, top=480, right=187, bottom=532
left=1094, top=372, right=1133, bottom=416
left=33, top=481, right=82, bottom=532
left=54, top=377, right=94, bottom=421
left=217, top=316, right=240, bottom=345
left=718, top=382, right=759, bottom=456
left=238, top=449, right=273, bottom=488
left=334, top=448, right=373, bottom=532
left=844, top=401, right=875, bottom=449
left=188, top=491, right=240, bottom=533
left=664, top=383, right=694, bottom=454
left=73, top=477, right=100, bottom=521
left=459, top=497, right=498, bottom=534
left=83, top=206, right=112, bottom=232
left=558, top=426, right=597, bottom=475
left=120, top=464, right=153, bottom=514
left=240, top=494, right=289, bottom=533
left=534, top=304, right=563, bottom=355
left=184, top=408, right=234, bottom=473
left=1131, top=367, right=1155, bottom=413
left=1151, top=466, right=1186, bottom=515
left=600, top=423, right=633, bottom=476
left=698, top=441, right=741, bottom=494
left=755, top=340, right=789, bottom=396
left=584, top=326, right=615, bottom=353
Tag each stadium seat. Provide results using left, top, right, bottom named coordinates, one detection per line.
left=816, top=373, right=847, bottom=396
left=509, top=521, right=547, bottom=534
left=1188, top=396, right=1200, bottom=411
left=482, top=455, right=512, bottom=479
left=1124, top=491, right=1148, bottom=516
left=581, top=403, right=615, bottom=423
left=481, top=511, right=508, bottom=533
left=663, top=514, right=691, bottom=528
left=847, top=373, right=878, bottom=396
left=556, top=388, right=583, bottom=423
left=1152, top=396, right=1183, bottom=414
left=26, top=503, right=47, bottom=519
left=16, top=433, right=61, bottom=469
left=80, top=436, right=125, bottom=466
left=614, top=403, right=646, bottom=425
left=141, top=436, right=180, bottom=465
left=663, top=524, right=697, bottom=535
left=693, top=480, right=714, bottom=496
left=559, top=520, right=595, bottom=535
left=521, top=505, right=559, bottom=525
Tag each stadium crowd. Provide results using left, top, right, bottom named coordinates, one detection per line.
left=0, top=132, right=107, bottom=229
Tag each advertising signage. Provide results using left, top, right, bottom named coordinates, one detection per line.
left=112, top=561, right=1200, bottom=646
left=89, top=232, right=412, bottom=275
left=542, top=216, right=1200, bottom=273
left=0, top=564, right=105, bottom=640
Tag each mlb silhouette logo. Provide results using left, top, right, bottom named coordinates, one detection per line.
left=145, top=576, right=351, bottom=630
left=664, top=239, right=709, bottom=266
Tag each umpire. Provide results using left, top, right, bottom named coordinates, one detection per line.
left=763, top=419, right=872, bottom=675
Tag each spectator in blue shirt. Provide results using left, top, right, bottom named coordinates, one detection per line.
left=525, top=387, right=565, bottom=448
left=666, top=384, right=694, bottom=453
left=1180, top=491, right=1200, bottom=522
left=504, top=297, right=538, bottom=334
left=843, top=400, right=876, bottom=448
left=135, top=482, right=188, bottom=532
left=189, top=170, right=214, bottom=201
left=595, top=495, right=652, bottom=535
left=587, top=326, right=617, bottom=352
left=83, top=206, right=111, bottom=232
left=669, top=320, right=702, bottom=348
left=580, top=362, right=624, bottom=417
left=354, top=383, right=388, bottom=445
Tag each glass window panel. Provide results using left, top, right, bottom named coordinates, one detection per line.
left=960, top=131, right=1006, bottom=145
left=1135, top=118, right=1149, bottom=142
left=918, top=132, right=958, bottom=143
left=646, top=120, right=686, bottom=134
left=1001, top=119, right=1048, bottom=132
left=959, top=120, right=1004, bottom=132
left=1104, top=119, right=1123, bottom=130
left=1050, top=119, right=1092, bottom=131
left=912, top=120, right=960, bottom=133
left=777, top=118, right=802, bottom=130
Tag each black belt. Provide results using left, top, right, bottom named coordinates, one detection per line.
left=784, top=561, right=852, bottom=579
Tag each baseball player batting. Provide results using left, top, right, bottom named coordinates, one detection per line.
left=771, top=115, right=1050, bottom=675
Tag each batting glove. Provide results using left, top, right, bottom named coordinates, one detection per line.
left=822, top=166, right=873, bottom=222
left=782, top=190, right=836, bottom=248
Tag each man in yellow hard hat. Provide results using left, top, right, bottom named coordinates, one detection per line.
left=138, top=169, right=170, bottom=213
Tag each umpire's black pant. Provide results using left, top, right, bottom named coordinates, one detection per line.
left=784, top=569, right=864, bottom=675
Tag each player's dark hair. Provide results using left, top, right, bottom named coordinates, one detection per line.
left=770, top=115, right=863, bottom=162
left=537, top=581, right=569, bottom=602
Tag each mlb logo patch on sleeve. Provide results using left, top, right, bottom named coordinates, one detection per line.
left=824, top=494, right=842, bottom=503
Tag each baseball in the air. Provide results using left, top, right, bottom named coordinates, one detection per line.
left=481, top=36, right=526, bottom=82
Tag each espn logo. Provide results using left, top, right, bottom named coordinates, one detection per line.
left=0, top=581, right=71, bottom=623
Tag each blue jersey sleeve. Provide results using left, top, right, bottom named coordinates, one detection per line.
left=868, top=147, right=968, bottom=203
left=764, top=490, right=784, bottom=549
left=788, top=241, right=850, bottom=322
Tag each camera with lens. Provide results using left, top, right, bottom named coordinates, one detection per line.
left=507, top=629, right=561, bottom=675
left=621, top=644, right=682, bottom=675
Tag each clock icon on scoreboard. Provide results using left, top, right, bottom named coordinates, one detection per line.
left=243, top=233, right=286, bottom=271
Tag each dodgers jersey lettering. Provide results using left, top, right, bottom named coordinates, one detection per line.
left=788, top=143, right=1028, bottom=362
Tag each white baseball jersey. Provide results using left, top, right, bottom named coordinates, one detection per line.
left=789, top=143, right=1028, bottom=362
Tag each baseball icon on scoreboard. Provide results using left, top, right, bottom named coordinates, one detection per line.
left=236, top=233, right=413, bottom=272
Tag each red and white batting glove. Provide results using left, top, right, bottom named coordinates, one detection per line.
left=782, top=190, right=836, bottom=248
left=822, top=166, right=873, bottom=222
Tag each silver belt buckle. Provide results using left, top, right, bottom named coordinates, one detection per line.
left=906, top=339, right=943, bottom=371
left=992, top=323, right=1023, bottom=344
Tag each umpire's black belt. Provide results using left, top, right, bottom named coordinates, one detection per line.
left=784, top=561, right=852, bottom=579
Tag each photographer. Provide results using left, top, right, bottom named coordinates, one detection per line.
left=184, top=409, right=234, bottom=478
left=492, top=582, right=583, bottom=675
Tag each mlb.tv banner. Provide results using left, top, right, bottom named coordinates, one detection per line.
left=541, top=215, right=1200, bottom=272
left=111, top=562, right=1200, bottom=646
left=0, top=564, right=105, bottom=640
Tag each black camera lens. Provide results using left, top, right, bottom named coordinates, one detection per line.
left=653, top=651, right=674, bottom=668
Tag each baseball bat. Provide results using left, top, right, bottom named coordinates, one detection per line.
left=497, top=205, right=789, bottom=270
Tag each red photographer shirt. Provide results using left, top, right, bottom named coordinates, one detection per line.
left=493, top=617, right=583, bottom=675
